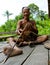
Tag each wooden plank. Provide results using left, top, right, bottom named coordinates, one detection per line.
left=0, top=35, right=16, bottom=41
left=0, top=31, right=15, bottom=34
left=23, top=45, right=48, bottom=65
left=0, top=42, right=35, bottom=65
left=0, top=35, right=15, bottom=39
left=0, top=41, right=9, bottom=52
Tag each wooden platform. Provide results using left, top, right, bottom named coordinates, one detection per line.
left=0, top=39, right=50, bottom=65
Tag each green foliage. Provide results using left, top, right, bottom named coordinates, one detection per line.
left=15, top=13, right=23, bottom=21
left=36, top=19, right=50, bottom=35
left=28, top=3, right=46, bottom=21
left=0, top=19, right=16, bottom=32
left=28, top=3, right=39, bottom=14
left=0, top=13, right=23, bottom=32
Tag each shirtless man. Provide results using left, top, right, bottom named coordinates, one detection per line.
left=3, top=7, right=48, bottom=56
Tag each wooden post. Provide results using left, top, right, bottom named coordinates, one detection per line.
left=48, top=0, right=50, bottom=18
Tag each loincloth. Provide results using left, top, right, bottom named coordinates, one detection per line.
left=20, top=31, right=37, bottom=41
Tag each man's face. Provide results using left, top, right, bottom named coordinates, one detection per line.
left=22, top=8, right=30, bottom=19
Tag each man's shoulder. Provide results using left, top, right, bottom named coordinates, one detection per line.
left=18, top=19, right=23, bottom=24
left=18, top=19, right=22, bottom=22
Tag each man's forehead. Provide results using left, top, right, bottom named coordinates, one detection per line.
left=22, top=7, right=30, bottom=11
left=23, top=7, right=29, bottom=10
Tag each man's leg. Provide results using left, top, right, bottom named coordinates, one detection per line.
left=28, top=35, right=48, bottom=47
left=3, top=37, right=23, bottom=57
left=36, top=35, right=48, bottom=43
left=3, top=46, right=23, bottom=57
left=30, top=35, right=48, bottom=45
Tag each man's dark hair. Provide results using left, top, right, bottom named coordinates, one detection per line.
left=22, top=7, right=30, bottom=12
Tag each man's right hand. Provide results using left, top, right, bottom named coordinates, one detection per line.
left=19, top=29, right=23, bottom=33
left=16, top=29, right=23, bottom=35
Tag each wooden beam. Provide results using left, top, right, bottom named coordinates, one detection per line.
left=48, top=0, right=50, bottom=18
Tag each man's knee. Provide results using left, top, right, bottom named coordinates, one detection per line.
left=7, top=37, right=14, bottom=42
left=42, top=35, right=48, bottom=40
left=37, top=35, right=48, bottom=43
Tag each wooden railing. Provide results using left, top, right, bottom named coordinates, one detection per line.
left=0, top=31, right=16, bottom=41
left=0, top=31, right=15, bottom=35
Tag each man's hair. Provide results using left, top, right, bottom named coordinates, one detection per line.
left=22, top=7, right=30, bottom=12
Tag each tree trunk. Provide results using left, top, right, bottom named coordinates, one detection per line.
left=48, top=0, right=50, bottom=18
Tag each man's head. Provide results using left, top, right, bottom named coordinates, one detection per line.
left=22, top=7, right=30, bottom=19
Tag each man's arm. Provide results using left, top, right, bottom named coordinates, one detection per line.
left=15, top=20, right=23, bottom=35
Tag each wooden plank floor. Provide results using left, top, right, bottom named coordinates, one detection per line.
left=0, top=40, right=50, bottom=65
left=23, top=45, right=48, bottom=65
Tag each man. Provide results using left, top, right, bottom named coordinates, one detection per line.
left=3, top=7, right=48, bottom=56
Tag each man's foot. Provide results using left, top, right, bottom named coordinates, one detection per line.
left=17, top=42, right=23, bottom=47
left=17, top=41, right=28, bottom=47
left=17, top=41, right=35, bottom=47
left=3, top=47, right=23, bottom=57
left=28, top=41, right=35, bottom=47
